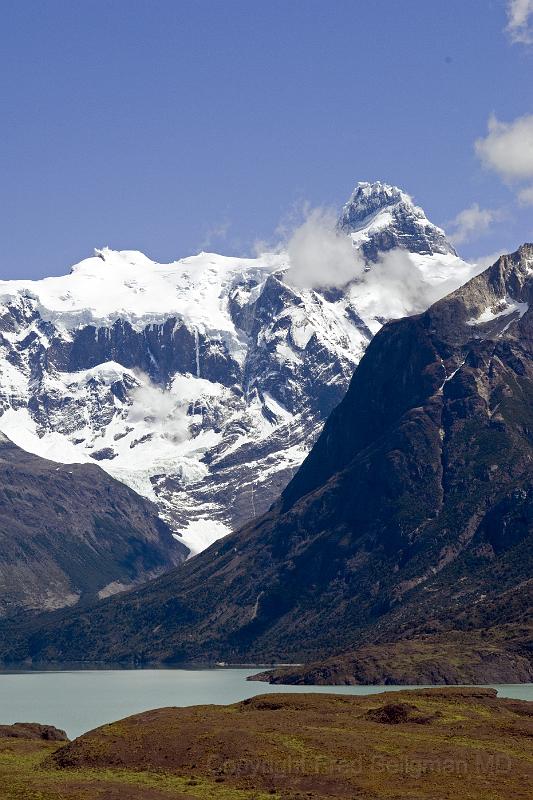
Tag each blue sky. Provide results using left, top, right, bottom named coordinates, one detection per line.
left=1, top=0, right=532, bottom=278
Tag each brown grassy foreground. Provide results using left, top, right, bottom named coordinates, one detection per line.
left=1, top=688, right=531, bottom=799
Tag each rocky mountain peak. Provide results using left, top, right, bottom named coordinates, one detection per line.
left=500, top=242, right=533, bottom=279
left=488, top=242, right=533, bottom=295
left=0, top=184, right=473, bottom=563
left=426, top=243, right=533, bottom=343
left=340, top=181, right=409, bottom=221
left=338, top=180, right=457, bottom=262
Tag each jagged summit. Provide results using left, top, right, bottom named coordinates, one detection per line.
left=341, top=181, right=410, bottom=221
left=338, top=180, right=457, bottom=262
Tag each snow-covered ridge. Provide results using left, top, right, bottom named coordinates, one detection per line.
left=0, top=248, right=283, bottom=366
left=0, top=182, right=475, bottom=555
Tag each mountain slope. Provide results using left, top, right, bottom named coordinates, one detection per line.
left=250, top=627, right=533, bottom=685
left=0, top=432, right=185, bottom=617
left=0, top=183, right=472, bottom=554
left=0, top=244, right=531, bottom=669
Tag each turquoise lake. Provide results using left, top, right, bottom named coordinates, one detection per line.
left=1, top=669, right=531, bottom=739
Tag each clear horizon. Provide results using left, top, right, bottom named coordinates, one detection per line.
left=1, top=0, right=533, bottom=279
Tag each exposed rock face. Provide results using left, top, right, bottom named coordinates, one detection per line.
left=0, top=245, right=531, bottom=672
left=0, top=184, right=469, bottom=554
left=0, top=432, right=185, bottom=617
left=0, top=722, right=68, bottom=741
left=338, top=181, right=457, bottom=261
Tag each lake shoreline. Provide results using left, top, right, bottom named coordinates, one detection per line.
left=1, top=667, right=532, bottom=740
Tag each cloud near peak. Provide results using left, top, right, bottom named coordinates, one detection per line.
left=282, top=207, right=478, bottom=322
left=475, top=114, right=533, bottom=182
left=475, top=113, right=533, bottom=205
left=447, top=204, right=502, bottom=246
left=285, top=207, right=363, bottom=289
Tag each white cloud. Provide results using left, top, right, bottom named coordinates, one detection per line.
left=200, top=220, right=230, bottom=250
left=130, top=374, right=190, bottom=444
left=278, top=206, right=479, bottom=320
left=475, top=113, right=533, bottom=204
left=506, top=0, right=533, bottom=44
left=518, top=185, right=533, bottom=204
left=352, top=250, right=480, bottom=322
left=475, top=114, right=533, bottom=182
left=447, top=203, right=501, bottom=245
left=286, top=207, right=363, bottom=288
left=471, top=250, right=508, bottom=270
left=280, top=206, right=479, bottom=319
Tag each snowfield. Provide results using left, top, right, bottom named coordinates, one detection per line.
left=0, top=183, right=478, bottom=555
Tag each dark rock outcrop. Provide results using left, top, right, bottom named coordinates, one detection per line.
left=249, top=628, right=533, bottom=685
left=0, top=722, right=68, bottom=741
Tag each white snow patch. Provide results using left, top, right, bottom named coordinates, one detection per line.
left=173, top=519, right=232, bottom=557
left=0, top=248, right=280, bottom=366
left=467, top=297, right=529, bottom=325
left=349, top=209, right=394, bottom=247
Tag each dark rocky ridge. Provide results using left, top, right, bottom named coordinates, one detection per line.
left=1, top=245, right=532, bottom=674
left=0, top=432, right=186, bottom=617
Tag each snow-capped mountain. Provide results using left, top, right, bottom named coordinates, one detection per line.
left=0, top=182, right=474, bottom=555
left=339, top=181, right=456, bottom=262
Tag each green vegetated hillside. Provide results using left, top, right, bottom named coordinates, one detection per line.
left=1, top=689, right=532, bottom=800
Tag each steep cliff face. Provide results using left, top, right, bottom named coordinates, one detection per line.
left=0, top=183, right=470, bottom=554
left=0, top=246, right=530, bottom=668
left=0, top=432, right=185, bottom=618
left=338, top=181, right=457, bottom=262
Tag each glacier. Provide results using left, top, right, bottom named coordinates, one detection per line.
left=0, top=182, right=477, bottom=556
